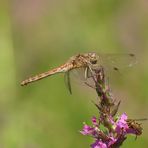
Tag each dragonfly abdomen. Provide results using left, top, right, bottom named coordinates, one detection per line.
left=21, top=63, right=73, bottom=86
left=21, top=72, right=52, bottom=86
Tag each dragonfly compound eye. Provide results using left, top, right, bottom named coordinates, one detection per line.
left=90, top=59, right=97, bottom=64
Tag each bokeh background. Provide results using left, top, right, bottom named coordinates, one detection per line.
left=1, top=0, right=148, bottom=147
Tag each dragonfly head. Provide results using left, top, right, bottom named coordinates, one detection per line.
left=87, top=52, right=99, bottom=65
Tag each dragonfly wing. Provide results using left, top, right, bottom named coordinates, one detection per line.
left=70, top=67, right=86, bottom=81
left=69, top=67, right=94, bottom=81
left=98, top=53, right=137, bottom=74
left=70, top=67, right=96, bottom=88
left=64, top=71, right=72, bottom=94
left=64, top=67, right=95, bottom=92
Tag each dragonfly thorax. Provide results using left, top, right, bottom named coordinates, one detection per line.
left=69, top=53, right=99, bottom=69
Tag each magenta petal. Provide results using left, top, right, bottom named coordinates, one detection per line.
left=115, top=113, right=128, bottom=134
left=92, top=116, right=98, bottom=126
left=91, top=140, right=107, bottom=148
left=80, top=124, right=94, bottom=135
left=108, top=137, right=117, bottom=147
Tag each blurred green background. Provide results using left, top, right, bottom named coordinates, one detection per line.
left=0, top=0, right=148, bottom=147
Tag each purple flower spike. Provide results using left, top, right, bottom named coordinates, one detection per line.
left=80, top=66, right=143, bottom=147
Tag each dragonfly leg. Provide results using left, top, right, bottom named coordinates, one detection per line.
left=64, top=71, right=72, bottom=94
left=84, top=67, right=89, bottom=80
left=84, top=82, right=96, bottom=89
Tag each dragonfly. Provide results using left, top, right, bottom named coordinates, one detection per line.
left=21, top=52, right=136, bottom=93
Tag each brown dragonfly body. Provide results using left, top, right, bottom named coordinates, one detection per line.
left=21, top=53, right=98, bottom=86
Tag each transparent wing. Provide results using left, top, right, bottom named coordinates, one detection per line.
left=98, top=53, right=137, bottom=74
left=64, top=67, right=96, bottom=92
left=68, top=67, right=87, bottom=81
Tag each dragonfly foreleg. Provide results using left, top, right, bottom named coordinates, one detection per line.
left=84, top=67, right=89, bottom=80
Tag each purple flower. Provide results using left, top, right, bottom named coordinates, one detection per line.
left=115, top=113, right=128, bottom=135
left=108, top=137, right=117, bottom=147
left=80, top=116, right=100, bottom=137
left=80, top=124, right=95, bottom=135
left=80, top=113, right=143, bottom=147
left=91, top=140, right=107, bottom=148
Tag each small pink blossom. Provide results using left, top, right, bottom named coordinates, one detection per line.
left=92, top=116, right=98, bottom=126
left=91, top=140, right=107, bottom=148
left=80, top=124, right=94, bottom=135
left=115, top=113, right=128, bottom=135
